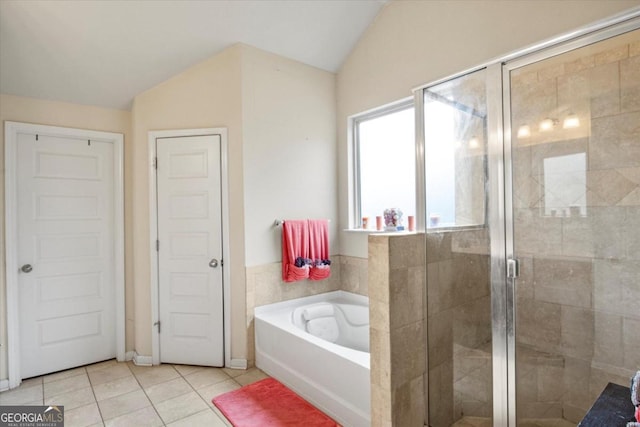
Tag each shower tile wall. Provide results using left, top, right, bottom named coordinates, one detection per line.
left=245, top=255, right=368, bottom=365
left=511, top=32, right=640, bottom=423
left=426, top=229, right=491, bottom=426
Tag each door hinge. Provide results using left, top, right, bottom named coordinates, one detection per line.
left=153, top=157, right=158, bottom=170
left=220, top=258, right=224, bottom=267
left=507, top=258, right=520, bottom=279
left=154, top=321, right=161, bottom=333
left=156, top=240, right=160, bottom=251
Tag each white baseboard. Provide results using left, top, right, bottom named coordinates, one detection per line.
left=228, top=358, right=247, bottom=370
left=133, top=352, right=153, bottom=366
left=0, top=379, right=9, bottom=392
left=125, top=351, right=135, bottom=361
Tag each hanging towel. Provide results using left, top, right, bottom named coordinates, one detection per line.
left=308, top=219, right=331, bottom=281
left=282, top=220, right=310, bottom=282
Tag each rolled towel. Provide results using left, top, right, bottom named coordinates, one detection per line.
left=626, top=422, right=640, bottom=427
left=302, top=303, right=334, bottom=321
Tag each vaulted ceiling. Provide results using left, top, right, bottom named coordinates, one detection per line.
left=0, top=0, right=387, bottom=110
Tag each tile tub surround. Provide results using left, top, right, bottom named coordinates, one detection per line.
left=245, top=254, right=369, bottom=366
left=369, top=233, right=426, bottom=427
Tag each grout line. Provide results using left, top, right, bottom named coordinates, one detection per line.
left=86, top=367, right=106, bottom=425
left=127, top=362, right=167, bottom=426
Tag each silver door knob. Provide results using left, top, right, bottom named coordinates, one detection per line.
left=21, top=264, right=33, bottom=273
left=209, top=259, right=218, bottom=268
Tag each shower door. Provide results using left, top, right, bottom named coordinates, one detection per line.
left=507, top=26, right=640, bottom=426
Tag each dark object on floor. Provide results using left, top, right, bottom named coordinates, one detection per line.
left=579, top=382, right=635, bottom=427
left=212, top=377, right=339, bottom=426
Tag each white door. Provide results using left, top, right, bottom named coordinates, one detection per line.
left=156, top=134, right=224, bottom=366
left=17, top=131, right=116, bottom=379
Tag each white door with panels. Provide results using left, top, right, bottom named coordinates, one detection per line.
left=156, top=134, right=224, bottom=366
left=16, top=130, right=117, bottom=379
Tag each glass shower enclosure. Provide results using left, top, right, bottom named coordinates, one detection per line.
left=421, top=14, right=640, bottom=427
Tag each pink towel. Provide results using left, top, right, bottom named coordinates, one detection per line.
left=282, top=220, right=310, bottom=282
left=308, top=219, right=331, bottom=281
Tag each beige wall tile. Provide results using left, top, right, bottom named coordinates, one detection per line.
left=538, top=63, right=565, bottom=81
left=590, top=111, right=640, bottom=170
left=426, top=232, right=452, bottom=263
left=622, top=317, right=640, bottom=370
left=427, top=260, right=455, bottom=315
left=391, top=320, right=425, bottom=389
left=389, top=267, right=424, bottom=329
left=562, top=357, right=590, bottom=410
left=630, top=40, right=640, bottom=57
left=392, top=375, right=425, bottom=427
left=370, top=327, right=391, bottom=389
left=371, top=383, right=392, bottom=426
left=594, top=44, right=628, bottom=65
left=565, top=55, right=595, bottom=74
left=533, top=258, right=592, bottom=308
left=594, top=259, right=639, bottom=318
left=369, top=236, right=390, bottom=304
left=453, top=296, right=491, bottom=350
left=429, top=361, right=454, bottom=427
left=428, top=309, right=453, bottom=369
left=517, top=300, right=561, bottom=354
left=593, top=311, right=623, bottom=367
left=621, top=55, right=640, bottom=113
left=589, top=61, right=620, bottom=118
left=561, top=306, right=594, bottom=359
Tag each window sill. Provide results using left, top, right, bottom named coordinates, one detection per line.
left=343, top=228, right=419, bottom=235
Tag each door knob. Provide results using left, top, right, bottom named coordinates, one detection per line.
left=209, top=259, right=219, bottom=268
left=21, top=264, right=33, bottom=273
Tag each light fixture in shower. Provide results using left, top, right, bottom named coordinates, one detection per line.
left=539, top=118, right=557, bottom=132
left=563, top=112, right=580, bottom=129
left=517, top=125, right=531, bottom=138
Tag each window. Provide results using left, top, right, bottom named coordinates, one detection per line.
left=423, top=69, right=488, bottom=229
left=353, top=102, right=415, bottom=229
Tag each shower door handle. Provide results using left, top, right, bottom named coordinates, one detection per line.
left=507, top=258, right=520, bottom=279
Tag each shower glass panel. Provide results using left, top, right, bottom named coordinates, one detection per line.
left=424, top=68, right=493, bottom=427
left=509, top=29, right=640, bottom=426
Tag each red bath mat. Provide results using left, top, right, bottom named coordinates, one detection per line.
left=212, top=377, right=339, bottom=427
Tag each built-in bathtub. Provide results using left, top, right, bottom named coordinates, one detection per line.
left=254, top=290, right=370, bottom=427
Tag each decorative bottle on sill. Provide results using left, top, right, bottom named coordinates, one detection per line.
left=383, top=208, right=403, bottom=231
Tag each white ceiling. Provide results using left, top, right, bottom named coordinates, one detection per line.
left=0, top=0, right=386, bottom=110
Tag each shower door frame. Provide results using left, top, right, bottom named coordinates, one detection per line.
left=415, top=8, right=640, bottom=427
left=500, top=15, right=640, bottom=427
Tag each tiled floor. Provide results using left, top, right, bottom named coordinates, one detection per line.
left=0, top=359, right=270, bottom=427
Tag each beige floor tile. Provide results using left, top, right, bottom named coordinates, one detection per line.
left=134, top=365, right=180, bottom=388
left=183, top=368, right=230, bottom=390
left=166, top=409, right=228, bottom=427
left=211, top=406, right=234, bottom=426
left=45, top=386, right=96, bottom=411
left=221, top=367, right=244, bottom=378
left=93, top=376, right=140, bottom=402
left=154, top=390, right=210, bottom=424
left=145, top=377, right=193, bottom=405
left=64, top=402, right=103, bottom=427
left=197, top=379, right=241, bottom=407
left=234, top=367, right=268, bottom=386
left=86, top=359, right=119, bottom=373
left=88, top=364, right=133, bottom=386
left=44, top=374, right=90, bottom=398
left=0, top=384, right=43, bottom=405
left=173, top=364, right=207, bottom=376
left=44, top=367, right=87, bottom=384
left=104, top=406, right=163, bottom=427
left=20, top=377, right=44, bottom=388
left=98, top=389, right=151, bottom=420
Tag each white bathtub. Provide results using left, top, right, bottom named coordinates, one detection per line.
left=254, top=290, right=370, bottom=427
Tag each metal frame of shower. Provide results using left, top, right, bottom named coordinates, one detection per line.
left=414, top=8, right=640, bottom=427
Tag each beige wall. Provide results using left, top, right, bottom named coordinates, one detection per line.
left=131, top=45, right=246, bottom=360
left=0, top=94, right=133, bottom=380
left=338, top=0, right=640, bottom=258
left=241, top=45, right=337, bottom=266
